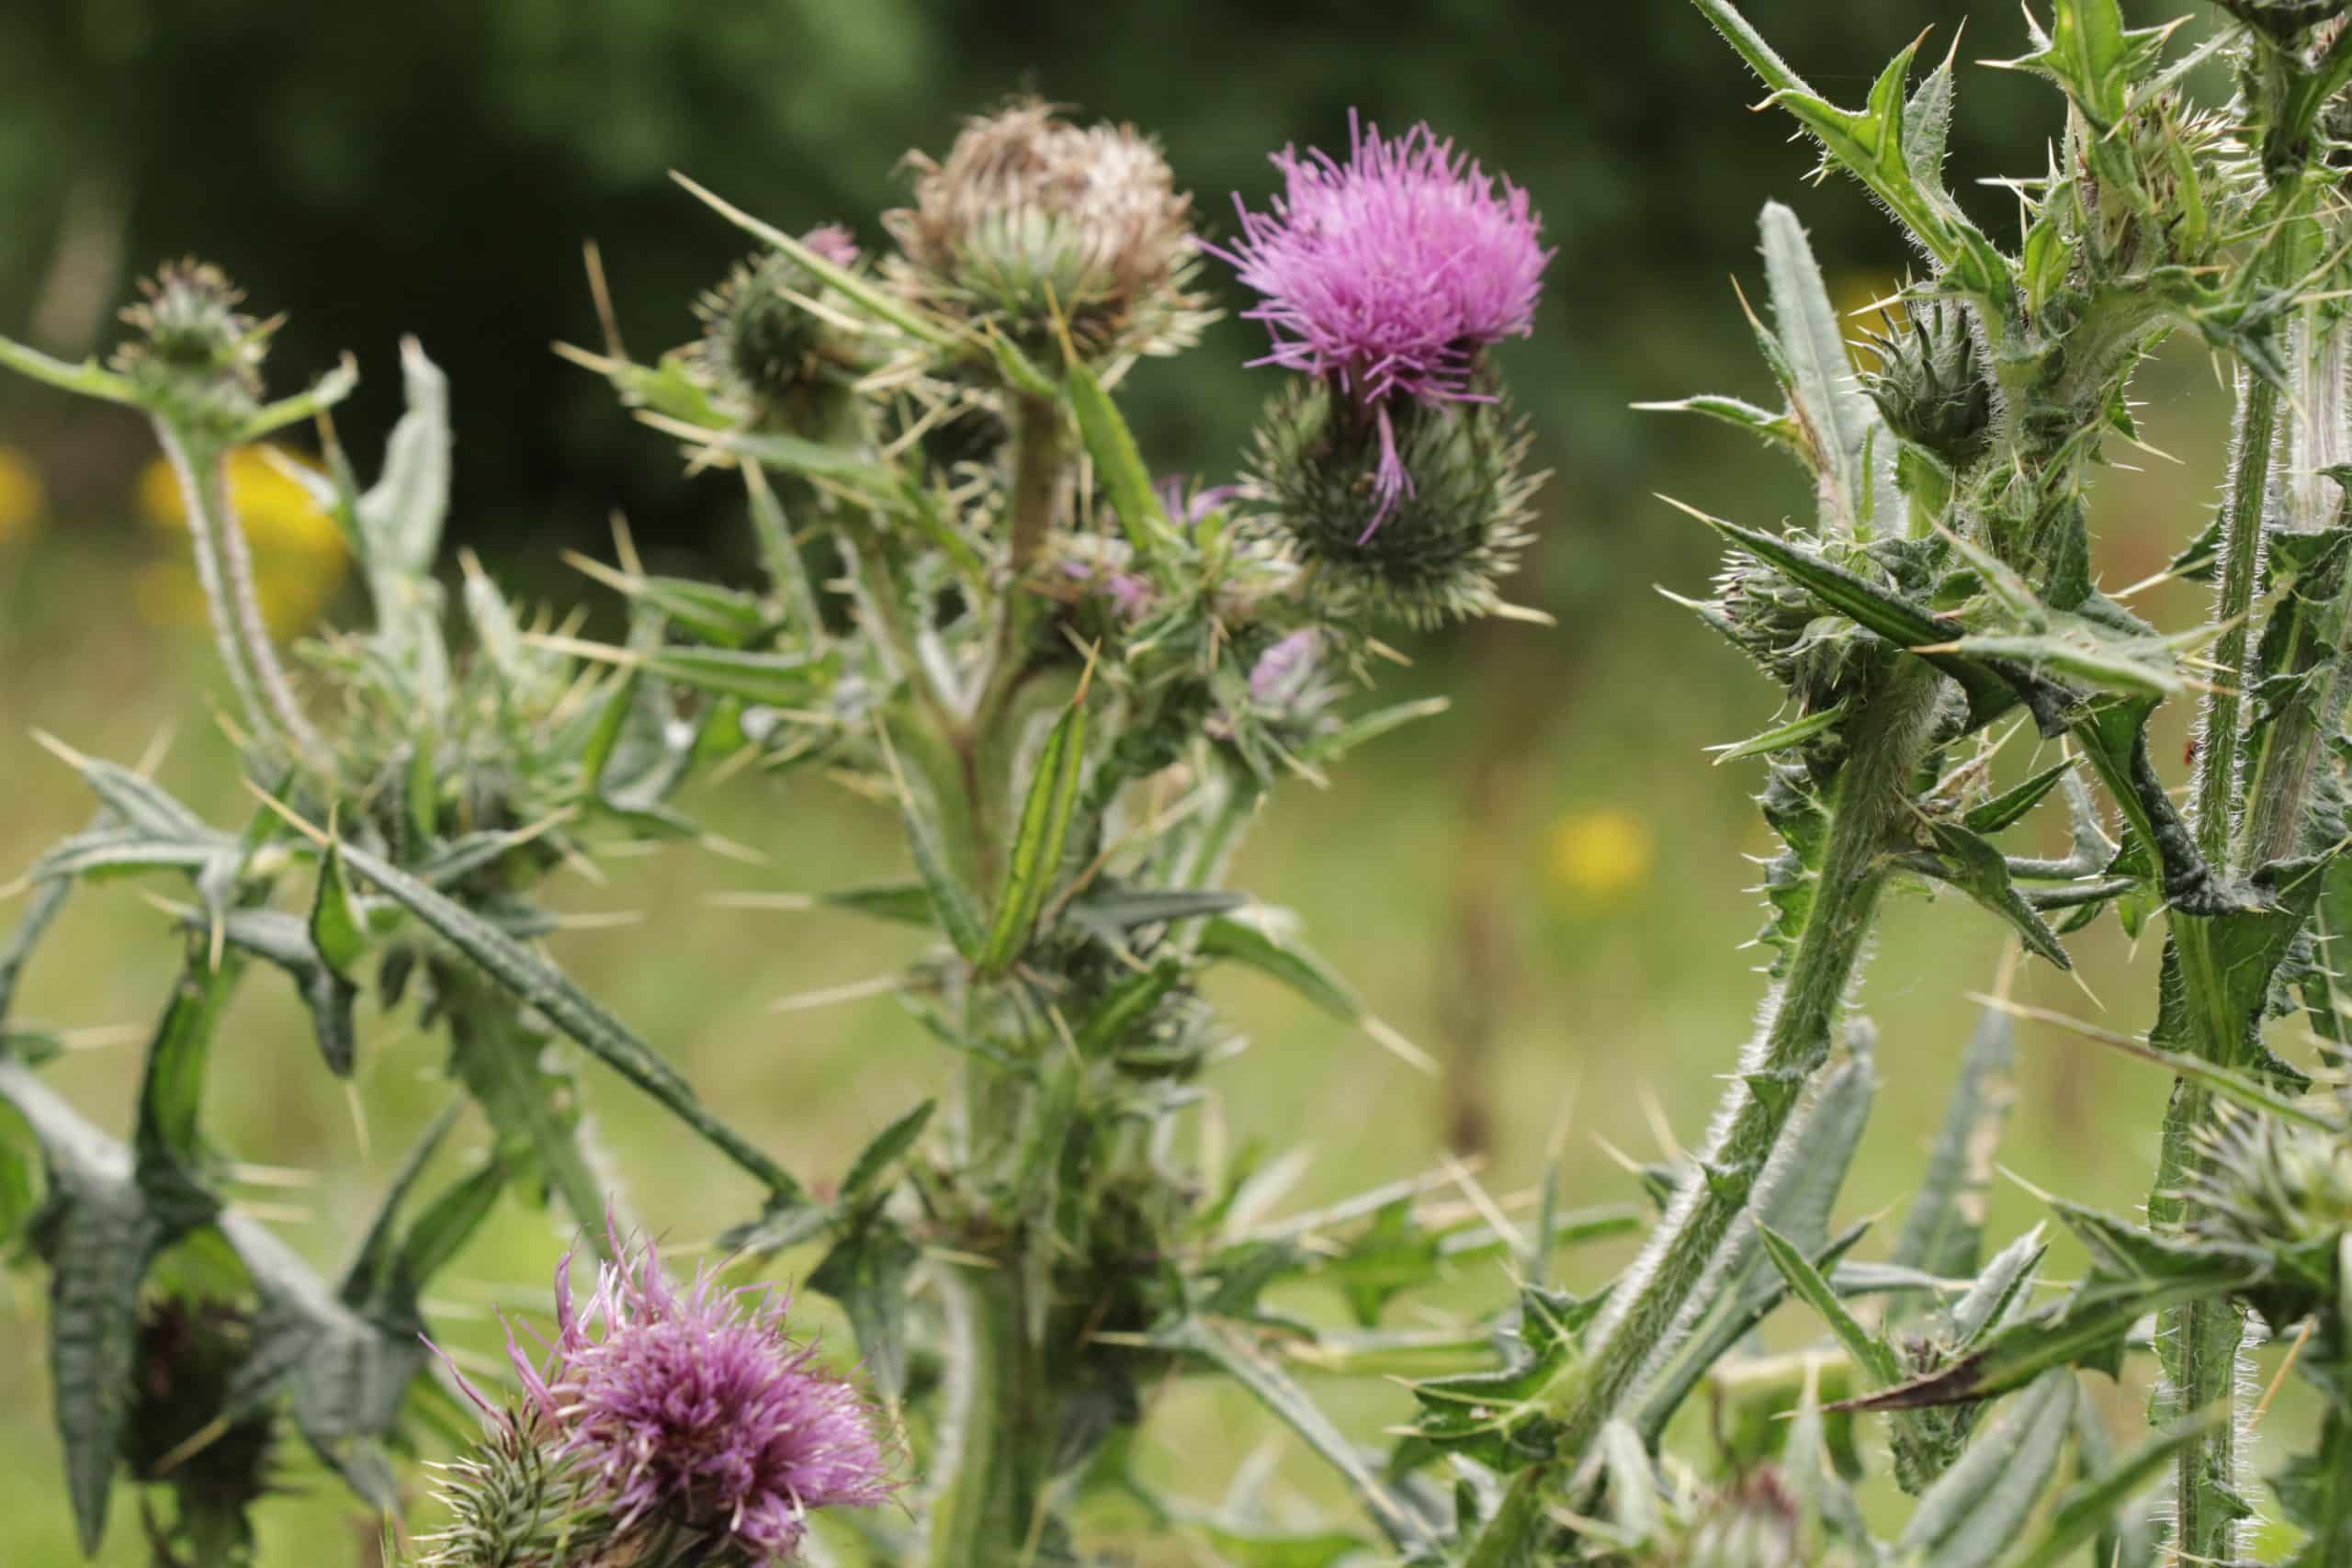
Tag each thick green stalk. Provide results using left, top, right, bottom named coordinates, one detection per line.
left=2154, top=356, right=2287, bottom=1568
left=1547, top=655, right=1944, bottom=1459
left=2241, top=312, right=2352, bottom=869
left=922, top=1258, right=1048, bottom=1568
left=2193, top=367, right=2282, bottom=863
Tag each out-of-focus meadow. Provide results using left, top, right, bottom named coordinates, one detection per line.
left=0, top=1, right=2315, bottom=1562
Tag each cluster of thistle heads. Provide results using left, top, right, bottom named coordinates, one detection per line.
left=678, top=97, right=1553, bottom=631
left=17, top=98, right=1558, bottom=1566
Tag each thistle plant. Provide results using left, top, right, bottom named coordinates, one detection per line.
left=0, top=97, right=1576, bottom=1567
left=1387, top=3, right=2352, bottom=1564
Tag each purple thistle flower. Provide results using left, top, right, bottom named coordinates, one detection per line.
left=502, top=1227, right=898, bottom=1562
left=800, top=224, right=863, bottom=268
left=1212, top=115, right=1549, bottom=537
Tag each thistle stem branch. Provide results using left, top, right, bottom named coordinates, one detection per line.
left=1547, top=654, right=1944, bottom=1461
left=153, top=425, right=284, bottom=757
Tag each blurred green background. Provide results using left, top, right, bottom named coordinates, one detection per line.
left=0, top=0, right=2312, bottom=1562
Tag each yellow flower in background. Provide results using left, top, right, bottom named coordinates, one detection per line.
left=1545, top=805, right=1656, bottom=904
left=0, top=445, right=45, bottom=544
left=1832, top=269, right=1908, bottom=345
left=135, top=446, right=349, bottom=635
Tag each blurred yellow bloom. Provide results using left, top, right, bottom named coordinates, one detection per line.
left=1832, top=269, right=1908, bottom=345
left=135, top=446, right=348, bottom=634
left=1545, top=806, right=1656, bottom=904
left=0, top=445, right=45, bottom=543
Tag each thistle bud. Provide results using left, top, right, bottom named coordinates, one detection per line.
left=1699, top=545, right=1867, bottom=710
left=418, top=1406, right=616, bottom=1568
left=1860, top=299, right=1992, bottom=469
left=110, top=261, right=269, bottom=438
left=884, top=99, right=1207, bottom=364
left=2185, top=1111, right=2352, bottom=1269
left=692, top=232, right=865, bottom=433
left=1246, top=378, right=1539, bottom=626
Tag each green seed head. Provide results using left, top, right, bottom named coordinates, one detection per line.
left=1245, top=379, right=1541, bottom=627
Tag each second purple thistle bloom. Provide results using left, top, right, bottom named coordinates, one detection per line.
left=1214, top=114, right=1551, bottom=533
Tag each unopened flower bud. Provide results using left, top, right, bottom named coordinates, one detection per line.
left=110, top=261, right=269, bottom=438
left=693, top=237, right=866, bottom=434
left=1247, top=378, right=1539, bottom=626
left=885, top=99, right=1207, bottom=364
left=1861, top=299, right=1992, bottom=469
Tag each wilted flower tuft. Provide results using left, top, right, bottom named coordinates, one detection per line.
left=886, top=99, right=1208, bottom=362
left=1216, top=115, right=1549, bottom=525
left=501, top=1227, right=899, bottom=1562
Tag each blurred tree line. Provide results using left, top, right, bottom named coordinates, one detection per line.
left=0, top=0, right=2061, bottom=585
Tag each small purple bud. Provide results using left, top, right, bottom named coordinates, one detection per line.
left=1249, top=628, right=1320, bottom=708
left=801, top=224, right=863, bottom=268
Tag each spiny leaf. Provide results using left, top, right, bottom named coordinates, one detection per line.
left=1068, top=359, right=1180, bottom=567
left=981, top=698, right=1088, bottom=973
left=328, top=831, right=802, bottom=1201
left=1894, top=1371, right=2077, bottom=1568
left=1758, top=1223, right=1905, bottom=1386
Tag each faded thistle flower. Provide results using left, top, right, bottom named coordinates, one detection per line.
left=693, top=227, right=868, bottom=434
left=111, top=261, right=271, bottom=438
left=885, top=99, right=1208, bottom=363
left=1216, top=115, right=1550, bottom=530
left=492, top=1228, right=899, bottom=1563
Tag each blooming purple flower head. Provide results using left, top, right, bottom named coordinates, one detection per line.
left=1215, top=115, right=1549, bottom=535
left=503, top=1227, right=898, bottom=1562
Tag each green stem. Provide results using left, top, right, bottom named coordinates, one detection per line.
left=153, top=426, right=279, bottom=754
left=922, top=1258, right=1048, bottom=1568
left=2241, top=311, right=2352, bottom=869
left=1548, top=655, right=1944, bottom=1461
left=2193, top=366, right=2282, bottom=866
left=2152, top=353, right=2287, bottom=1568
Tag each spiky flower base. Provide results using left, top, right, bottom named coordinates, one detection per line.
left=1246, top=378, right=1539, bottom=626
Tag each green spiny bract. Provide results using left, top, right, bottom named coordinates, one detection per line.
left=1244, top=377, right=1540, bottom=627
left=1860, top=299, right=1993, bottom=471
left=416, top=1407, right=624, bottom=1568
left=691, top=248, right=866, bottom=434
left=2220, top=0, right=2352, bottom=38
left=109, top=262, right=270, bottom=441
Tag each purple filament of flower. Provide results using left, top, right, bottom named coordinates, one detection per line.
left=503, top=1227, right=896, bottom=1560
left=1210, top=113, right=1549, bottom=537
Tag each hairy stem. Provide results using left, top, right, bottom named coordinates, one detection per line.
left=922, top=1258, right=1047, bottom=1568
left=153, top=426, right=279, bottom=754
left=2154, top=355, right=2289, bottom=1568
left=2193, top=367, right=2282, bottom=865
left=2241, top=311, right=2352, bottom=868
left=1549, top=654, right=1944, bottom=1460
